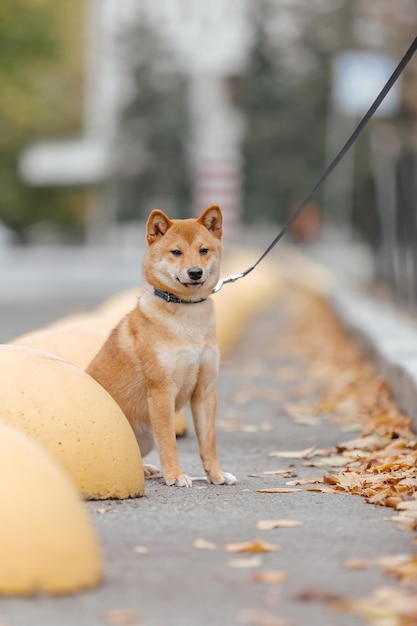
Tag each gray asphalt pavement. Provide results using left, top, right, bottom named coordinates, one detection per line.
left=0, top=246, right=413, bottom=626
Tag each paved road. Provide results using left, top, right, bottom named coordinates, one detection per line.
left=0, top=269, right=411, bottom=626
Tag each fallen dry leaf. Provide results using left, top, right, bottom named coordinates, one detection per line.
left=292, top=414, right=322, bottom=426
left=133, top=545, right=149, bottom=556
left=283, top=402, right=319, bottom=419
left=286, top=477, right=323, bottom=486
left=396, top=500, right=417, bottom=511
left=242, top=423, right=274, bottom=433
left=303, top=455, right=348, bottom=468
left=377, top=553, right=417, bottom=586
left=341, top=585, right=417, bottom=624
left=256, top=519, right=303, bottom=530
left=252, top=570, right=288, bottom=584
left=103, top=609, right=139, bottom=625
left=256, top=488, right=301, bottom=494
left=344, top=558, right=374, bottom=571
left=313, top=448, right=334, bottom=457
left=294, top=588, right=344, bottom=606
left=263, top=468, right=296, bottom=477
left=269, top=446, right=316, bottom=459
left=396, top=518, right=417, bottom=532
left=227, top=556, right=263, bottom=569
left=192, top=538, right=217, bottom=550
left=96, top=506, right=112, bottom=514
left=219, top=420, right=273, bottom=433
left=305, top=485, right=335, bottom=494
left=225, top=539, right=280, bottom=553
left=337, top=433, right=392, bottom=452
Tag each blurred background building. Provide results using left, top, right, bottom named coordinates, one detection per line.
left=1, top=0, right=417, bottom=299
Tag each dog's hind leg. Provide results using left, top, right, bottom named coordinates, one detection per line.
left=132, top=426, right=163, bottom=478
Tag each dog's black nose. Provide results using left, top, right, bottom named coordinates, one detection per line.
left=187, top=267, right=203, bottom=281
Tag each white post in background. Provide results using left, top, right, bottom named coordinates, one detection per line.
left=189, top=75, right=244, bottom=244
left=139, top=0, right=251, bottom=244
left=84, top=0, right=134, bottom=241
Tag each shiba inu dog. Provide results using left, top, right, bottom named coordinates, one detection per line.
left=87, top=205, right=237, bottom=487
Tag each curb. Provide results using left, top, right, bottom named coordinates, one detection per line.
left=330, top=285, right=417, bottom=428
left=282, top=244, right=417, bottom=430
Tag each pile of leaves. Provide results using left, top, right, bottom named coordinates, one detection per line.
left=287, top=291, right=417, bottom=530
left=283, top=289, right=417, bottom=624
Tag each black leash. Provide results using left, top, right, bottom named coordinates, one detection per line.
left=213, top=36, right=417, bottom=294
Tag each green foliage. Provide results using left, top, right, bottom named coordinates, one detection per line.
left=0, top=0, right=84, bottom=241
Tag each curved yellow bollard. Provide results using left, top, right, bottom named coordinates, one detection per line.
left=175, top=409, right=188, bottom=437
left=47, top=289, right=138, bottom=335
left=93, top=287, right=139, bottom=326
left=0, top=421, right=102, bottom=595
left=214, top=250, right=282, bottom=358
left=0, top=345, right=144, bottom=500
left=11, top=328, right=107, bottom=370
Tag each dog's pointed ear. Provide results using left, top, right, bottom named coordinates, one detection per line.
left=197, top=205, right=223, bottom=240
left=146, top=210, right=172, bottom=244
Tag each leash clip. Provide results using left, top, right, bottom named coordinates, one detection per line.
left=212, top=272, right=246, bottom=294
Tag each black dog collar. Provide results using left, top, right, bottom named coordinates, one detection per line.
left=154, top=288, right=206, bottom=305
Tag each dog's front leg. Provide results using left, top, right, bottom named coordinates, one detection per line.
left=191, top=381, right=237, bottom=485
left=147, top=389, right=192, bottom=487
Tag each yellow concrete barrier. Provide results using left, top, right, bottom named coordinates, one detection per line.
left=11, top=328, right=107, bottom=370
left=214, top=249, right=282, bottom=358
left=93, top=288, right=139, bottom=325
left=0, top=421, right=102, bottom=595
left=0, top=345, right=144, bottom=500
left=174, top=409, right=188, bottom=437
left=47, top=289, right=138, bottom=334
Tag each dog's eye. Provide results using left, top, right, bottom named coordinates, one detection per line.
left=200, top=248, right=209, bottom=256
left=171, top=249, right=182, bottom=257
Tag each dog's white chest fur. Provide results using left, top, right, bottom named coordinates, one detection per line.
left=142, top=291, right=217, bottom=374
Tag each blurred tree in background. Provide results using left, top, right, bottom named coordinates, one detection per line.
left=240, top=0, right=354, bottom=224
left=3, top=0, right=414, bottom=244
left=0, top=0, right=84, bottom=242
left=113, top=22, right=191, bottom=221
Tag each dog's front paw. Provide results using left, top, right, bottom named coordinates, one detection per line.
left=208, top=471, right=237, bottom=485
left=165, top=473, right=193, bottom=487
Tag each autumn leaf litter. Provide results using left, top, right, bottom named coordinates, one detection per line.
left=219, top=287, right=417, bottom=624
left=268, top=289, right=417, bottom=623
